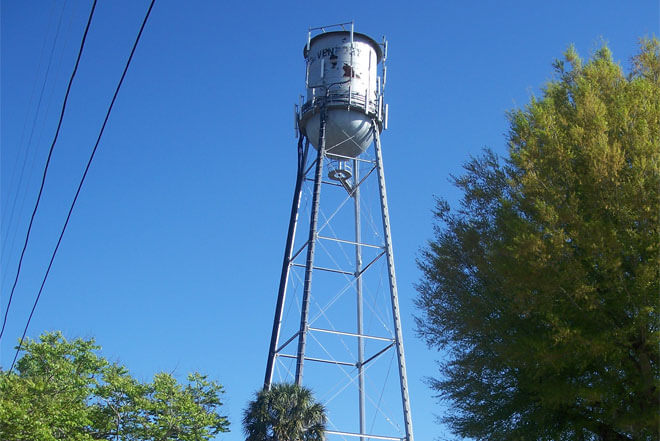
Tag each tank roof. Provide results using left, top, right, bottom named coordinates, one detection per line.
left=303, top=31, right=383, bottom=61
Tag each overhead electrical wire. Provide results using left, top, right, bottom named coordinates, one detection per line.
left=2, top=1, right=77, bottom=288
left=2, top=0, right=62, bottom=254
left=1, top=0, right=74, bottom=275
left=7, top=0, right=157, bottom=372
left=0, top=0, right=98, bottom=343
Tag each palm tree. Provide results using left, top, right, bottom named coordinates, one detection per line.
left=243, top=383, right=326, bottom=441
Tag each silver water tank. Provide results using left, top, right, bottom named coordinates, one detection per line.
left=299, top=30, right=385, bottom=158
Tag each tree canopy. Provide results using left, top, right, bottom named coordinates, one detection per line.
left=416, top=38, right=659, bottom=440
left=243, top=383, right=326, bottom=441
left=0, top=331, right=230, bottom=441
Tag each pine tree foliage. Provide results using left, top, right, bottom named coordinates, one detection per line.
left=416, top=38, right=659, bottom=441
left=0, top=331, right=230, bottom=441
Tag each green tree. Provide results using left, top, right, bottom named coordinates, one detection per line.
left=243, top=383, right=326, bottom=441
left=0, top=331, right=230, bottom=441
left=416, top=38, right=659, bottom=441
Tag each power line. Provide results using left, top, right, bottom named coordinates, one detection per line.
left=1, top=0, right=75, bottom=285
left=8, top=0, right=157, bottom=373
left=1, top=0, right=63, bottom=254
left=0, top=0, right=98, bottom=343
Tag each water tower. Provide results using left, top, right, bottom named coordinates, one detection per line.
left=264, top=22, right=414, bottom=441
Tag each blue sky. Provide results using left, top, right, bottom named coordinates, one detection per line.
left=1, top=1, right=657, bottom=440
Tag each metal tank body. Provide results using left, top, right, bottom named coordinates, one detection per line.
left=300, top=31, right=384, bottom=158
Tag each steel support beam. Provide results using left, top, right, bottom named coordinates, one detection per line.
left=325, top=430, right=404, bottom=441
left=295, top=102, right=327, bottom=385
left=264, top=137, right=309, bottom=388
left=354, top=157, right=366, bottom=441
left=308, top=327, right=394, bottom=342
left=373, top=125, right=414, bottom=441
left=279, top=353, right=354, bottom=367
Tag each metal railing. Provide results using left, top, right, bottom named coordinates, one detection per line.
left=300, top=91, right=381, bottom=119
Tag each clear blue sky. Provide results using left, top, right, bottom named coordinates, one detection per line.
left=1, top=1, right=657, bottom=440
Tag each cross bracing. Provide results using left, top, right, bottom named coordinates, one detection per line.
left=264, top=117, right=413, bottom=441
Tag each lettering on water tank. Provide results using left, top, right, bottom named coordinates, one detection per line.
left=317, top=47, right=337, bottom=59
left=315, top=46, right=362, bottom=60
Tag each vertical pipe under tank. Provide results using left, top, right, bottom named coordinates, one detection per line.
left=354, top=157, right=366, bottom=440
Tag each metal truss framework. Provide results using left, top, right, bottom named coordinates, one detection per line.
left=264, top=106, right=414, bottom=441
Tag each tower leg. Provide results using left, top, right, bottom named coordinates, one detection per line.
left=373, top=125, right=415, bottom=441
left=295, top=106, right=327, bottom=384
left=265, top=137, right=310, bottom=388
